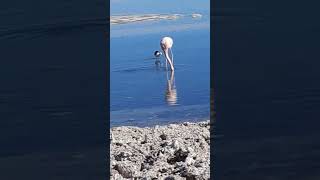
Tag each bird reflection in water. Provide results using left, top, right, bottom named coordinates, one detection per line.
left=165, top=70, right=178, bottom=106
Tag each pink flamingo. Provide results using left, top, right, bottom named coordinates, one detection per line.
left=160, top=37, right=174, bottom=71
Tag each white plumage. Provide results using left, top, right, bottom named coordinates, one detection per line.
left=160, top=37, right=174, bottom=71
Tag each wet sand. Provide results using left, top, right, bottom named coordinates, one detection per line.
left=110, top=120, right=210, bottom=179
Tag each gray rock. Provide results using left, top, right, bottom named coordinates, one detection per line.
left=185, top=156, right=195, bottom=166
left=111, top=120, right=210, bottom=179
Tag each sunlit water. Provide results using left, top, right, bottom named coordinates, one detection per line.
left=110, top=14, right=210, bottom=127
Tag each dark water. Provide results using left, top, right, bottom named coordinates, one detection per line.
left=214, top=0, right=320, bottom=179
left=110, top=17, right=210, bottom=127
left=0, top=0, right=108, bottom=179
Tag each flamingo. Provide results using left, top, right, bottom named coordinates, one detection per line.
left=160, top=37, right=174, bottom=71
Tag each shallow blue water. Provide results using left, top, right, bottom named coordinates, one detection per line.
left=110, top=17, right=210, bottom=127
left=111, top=0, right=210, bottom=15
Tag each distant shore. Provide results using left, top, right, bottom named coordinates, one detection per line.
left=110, top=13, right=202, bottom=25
left=110, top=120, right=210, bottom=179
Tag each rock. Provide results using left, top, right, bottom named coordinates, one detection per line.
left=167, top=149, right=189, bottom=164
left=112, top=173, right=124, bottom=180
left=115, top=142, right=123, bottom=146
left=114, top=164, right=133, bottom=178
left=110, top=120, right=210, bottom=179
left=185, top=156, right=195, bottom=166
left=183, top=122, right=190, bottom=126
left=200, top=141, right=206, bottom=149
left=165, top=176, right=175, bottom=180
left=141, top=134, right=148, bottom=144
left=160, top=133, right=167, bottom=140
left=187, top=147, right=194, bottom=154
left=114, top=152, right=132, bottom=161
left=172, top=140, right=180, bottom=149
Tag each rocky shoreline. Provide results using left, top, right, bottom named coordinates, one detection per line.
left=110, top=120, right=210, bottom=179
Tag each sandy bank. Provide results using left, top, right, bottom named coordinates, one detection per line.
left=110, top=13, right=202, bottom=25
left=110, top=120, right=210, bottom=179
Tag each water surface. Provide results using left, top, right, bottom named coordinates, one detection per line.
left=111, top=15, right=210, bottom=127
